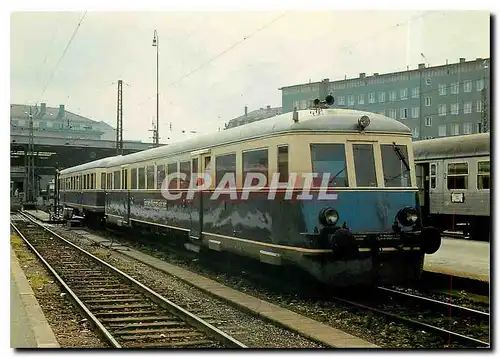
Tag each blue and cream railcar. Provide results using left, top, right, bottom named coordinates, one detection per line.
left=95, top=107, right=440, bottom=286
left=413, top=133, right=490, bottom=240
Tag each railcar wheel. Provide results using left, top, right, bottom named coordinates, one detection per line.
left=330, top=229, right=358, bottom=258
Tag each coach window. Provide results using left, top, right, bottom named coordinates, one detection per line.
left=380, top=144, right=411, bottom=187
left=122, top=169, right=128, bottom=189
left=477, top=161, right=490, bottom=190
left=430, top=163, right=437, bottom=189
left=243, top=148, right=268, bottom=185
left=167, top=163, right=178, bottom=189
left=91, top=173, right=95, bottom=189
left=311, top=144, right=348, bottom=187
left=156, top=165, right=165, bottom=189
left=215, top=153, right=236, bottom=186
left=179, top=161, right=191, bottom=189
left=113, top=171, right=120, bottom=190
left=101, top=173, right=106, bottom=189
left=131, top=168, right=137, bottom=189
left=277, top=145, right=289, bottom=183
left=138, top=167, right=146, bottom=189
left=107, top=173, right=112, bottom=190
left=192, top=158, right=199, bottom=175
left=447, top=162, right=468, bottom=190
left=147, top=166, right=155, bottom=189
left=352, top=144, right=377, bottom=187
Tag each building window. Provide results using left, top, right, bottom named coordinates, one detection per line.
left=338, top=96, right=345, bottom=105
left=425, top=78, right=432, bottom=85
left=412, top=127, right=419, bottom=139
left=438, top=104, right=447, bottom=116
left=348, top=95, right=354, bottom=105
left=388, top=109, right=397, bottom=119
left=389, top=91, right=396, bottom=101
left=447, top=162, right=468, bottom=190
left=464, top=102, right=472, bottom=114
left=463, top=80, right=472, bottom=92
left=451, top=103, right=459, bottom=115
left=438, top=125, right=446, bottom=137
left=477, top=122, right=483, bottom=133
left=400, top=108, right=408, bottom=119
left=425, top=97, right=431, bottom=106
left=425, top=116, right=432, bottom=126
left=277, top=145, right=289, bottom=183
left=476, top=100, right=483, bottom=113
left=411, top=87, right=419, bottom=98
left=451, top=124, right=460, bottom=136
left=300, top=100, right=307, bottom=110
left=463, top=123, right=472, bottom=134
left=411, top=107, right=419, bottom=119
left=378, top=92, right=386, bottom=103
left=368, top=93, right=375, bottom=103
left=451, top=82, right=459, bottom=94
left=430, top=163, right=437, bottom=189
left=438, top=84, right=447, bottom=96
left=477, top=161, right=490, bottom=190
left=400, top=88, right=408, bottom=100
left=358, top=94, right=365, bottom=104
left=476, top=79, right=485, bottom=91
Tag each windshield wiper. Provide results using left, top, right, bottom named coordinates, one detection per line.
left=392, top=142, right=410, bottom=171
left=328, top=165, right=347, bottom=185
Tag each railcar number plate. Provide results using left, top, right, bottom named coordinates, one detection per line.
left=451, top=193, right=465, bottom=203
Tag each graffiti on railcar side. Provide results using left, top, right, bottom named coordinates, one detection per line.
left=143, top=198, right=167, bottom=209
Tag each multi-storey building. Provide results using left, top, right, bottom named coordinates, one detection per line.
left=279, top=57, right=490, bottom=140
left=225, top=105, right=282, bottom=129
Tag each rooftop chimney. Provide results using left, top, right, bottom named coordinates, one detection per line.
left=359, top=73, right=366, bottom=79
left=476, top=57, right=482, bottom=61
left=374, top=73, right=379, bottom=76
left=40, top=103, right=46, bottom=116
left=418, top=63, right=426, bottom=69
left=57, top=104, right=65, bottom=118
left=322, top=78, right=329, bottom=83
left=459, top=57, right=466, bottom=63
left=244, top=106, right=248, bottom=117
left=266, top=105, right=271, bottom=111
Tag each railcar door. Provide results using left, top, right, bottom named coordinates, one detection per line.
left=188, top=149, right=211, bottom=241
left=416, top=163, right=430, bottom=225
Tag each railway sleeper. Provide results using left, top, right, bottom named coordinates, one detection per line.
left=88, top=303, right=153, bottom=310
left=124, top=339, right=217, bottom=348
left=94, top=310, right=160, bottom=317
left=115, top=328, right=201, bottom=336
left=101, top=316, right=179, bottom=323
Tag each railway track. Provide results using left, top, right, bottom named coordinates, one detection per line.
left=331, top=286, right=489, bottom=348
left=11, top=213, right=246, bottom=349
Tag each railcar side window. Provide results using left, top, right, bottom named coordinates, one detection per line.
left=215, top=153, right=236, bottom=187
left=477, top=161, right=490, bottom=190
left=277, top=145, right=289, bottom=183
left=447, top=162, right=468, bottom=189
left=179, top=161, right=191, bottom=189
left=122, top=169, right=128, bottom=189
left=352, top=144, right=377, bottom=187
left=131, top=168, right=137, bottom=189
left=147, top=166, right=155, bottom=189
left=156, top=165, right=165, bottom=189
left=113, top=171, right=120, bottom=190
left=243, top=149, right=268, bottom=185
left=380, top=144, right=411, bottom=187
left=430, top=164, right=437, bottom=189
left=192, top=158, right=198, bottom=174
left=138, top=168, right=146, bottom=189
left=310, top=144, right=348, bottom=187
left=167, top=163, right=178, bottom=189
left=101, top=173, right=106, bottom=189
left=107, top=173, right=112, bottom=190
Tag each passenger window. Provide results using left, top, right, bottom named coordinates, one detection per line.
left=113, top=171, right=120, bottom=190
left=380, top=144, right=411, bottom=187
left=477, top=161, right=490, bottom=190
left=277, top=145, right=289, bottom=183
left=179, top=161, right=191, bottom=189
left=156, top=165, right=165, bottom=189
left=131, top=168, right=137, bottom=189
left=447, top=162, right=468, bottom=189
left=215, top=153, right=236, bottom=186
left=192, top=158, right=198, bottom=174
left=352, top=144, right=378, bottom=187
left=167, top=163, right=178, bottom=189
left=310, top=144, right=348, bottom=187
left=138, top=168, right=145, bottom=189
left=430, top=163, right=437, bottom=189
left=122, top=169, right=128, bottom=189
left=147, top=166, right=155, bottom=189
left=101, top=173, right=106, bottom=189
left=243, top=149, right=268, bottom=185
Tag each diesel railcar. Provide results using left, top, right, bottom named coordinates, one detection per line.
left=59, top=106, right=441, bottom=286
left=413, top=133, right=490, bottom=240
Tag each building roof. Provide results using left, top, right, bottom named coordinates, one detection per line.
left=413, top=133, right=490, bottom=160
left=61, top=108, right=411, bottom=172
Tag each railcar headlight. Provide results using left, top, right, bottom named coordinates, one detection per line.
left=397, top=207, right=419, bottom=227
left=358, top=115, right=370, bottom=130
left=319, top=208, right=339, bottom=226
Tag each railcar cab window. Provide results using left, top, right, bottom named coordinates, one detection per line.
left=447, top=162, right=468, bottom=189
left=380, top=144, right=411, bottom=187
left=277, top=145, right=289, bottom=183
left=477, top=161, right=490, bottom=190
left=131, top=168, right=137, bottom=189
left=243, top=148, right=268, bottom=186
left=352, top=144, right=377, bottom=187
left=138, top=167, right=146, bottom=189
left=216, top=153, right=236, bottom=187
left=156, top=165, right=165, bottom=189
left=310, top=144, right=348, bottom=187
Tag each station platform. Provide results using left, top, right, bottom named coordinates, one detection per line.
left=10, top=248, right=59, bottom=348
left=22, top=210, right=51, bottom=222
left=424, top=237, right=489, bottom=283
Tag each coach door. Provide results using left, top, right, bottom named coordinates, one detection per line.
left=189, top=149, right=211, bottom=241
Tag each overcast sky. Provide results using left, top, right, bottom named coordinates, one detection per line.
left=10, top=10, right=490, bottom=143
